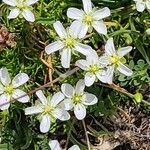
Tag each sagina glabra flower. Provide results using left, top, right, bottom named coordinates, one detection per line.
left=0, top=67, right=29, bottom=110
left=3, top=0, right=38, bottom=22
left=67, top=0, right=110, bottom=37
left=45, top=21, right=93, bottom=68
left=134, top=0, right=150, bottom=12
left=61, top=80, right=98, bottom=120
left=25, top=90, right=70, bottom=133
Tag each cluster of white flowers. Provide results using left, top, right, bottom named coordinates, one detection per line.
left=1, top=0, right=139, bottom=149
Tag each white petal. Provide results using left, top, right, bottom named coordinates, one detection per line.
left=82, top=0, right=92, bottom=14
left=146, top=2, right=150, bottom=9
left=12, top=73, right=29, bottom=88
left=99, top=55, right=110, bottom=67
left=26, top=0, right=38, bottom=5
left=49, top=140, right=61, bottom=150
left=2, top=0, right=17, bottom=6
left=105, top=38, right=116, bottom=56
left=22, top=9, right=35, bottom=22
left=84, top=72, right=96, bottom=87
left=0, top=94, right=10, bottom=110
left=92, top=21, right=107, bottom=35
left=61, top=49, right=71, bottom=68
left=75, top=59, right=89, bottom=70
left=40, top=115, right=51, bottom=133
left=53, top=21, right=67, bottom=39
left=67, top=8, right=84, bottom=20
left=74, top=104, right=86, bottom=120
left=53, top=108, right=70, bottom=121
left=25, top=106, right=43, bottom=115
left=93, top=7, right=111, bottom=20
left=45, top=41, right=64, bottom=55
left=63, top=98, right=74, bottom=110
left=86, top=50, right=99, bottom=64
left=0, top=67, right=11, bottom=86
left=77, top=22, right=88, bottom=39
left=75, top=79, right=85, bottom=94
left=136, top=2, right=145, bottom=12
left=61, top=83, right=74, bottom=98
left=8, top=8, right=20, bottom=19
left=117, top=46, right=132, bottom=57
left=36, top=90, right=47, bottom=105
left=12, top=89, right=29, bottom=103
left=117, top=63, right=133, bottom=76
left=75, top=43, right=92, bottom=56
left=68, top=145, right=80, bottom=150
left=83, top=93, right=98, bottom=105
left=0, top=84, right=4, bottom=94
left=50, top=92, right=64, bottom=107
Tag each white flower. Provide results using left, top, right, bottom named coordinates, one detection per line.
left=49, top=140, right=80, bottom=150
left=76, top=50, right=112, bottom=86
left=100, top=38, right=133, bottom=82
left=67, top=0, right=110, bottom=37
left=134, top=0, right=150, bottom=12
left=3, top=0, right=38, bottom=22
left=45, top=21, right=93, bottom=68
left=0, top=67, right=29, bottom=110
left=25, top=90, right=70, bottom=133
left=61, top=80, right=98, bottom=120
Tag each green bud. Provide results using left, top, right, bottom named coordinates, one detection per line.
left=133, top=92, right=143, bottom=103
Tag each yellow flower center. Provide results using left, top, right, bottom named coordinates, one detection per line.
left=64, top=37, right=76, bottom=49
left=5, top=85, right=14, bottom=94
left=44, top=105, right=53, bottom=114
left=17, top=0, right=27, bottom=9
left=110, top=54, right=120, bottom=64
left=83, top=15, right=93, bottom=25
left=73, top=94, right=82, bottom=104
left=89, top=64, right=99, bottom=74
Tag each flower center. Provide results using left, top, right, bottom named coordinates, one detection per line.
left=89, top=64, right=99, bottom=74
left=83, top=15, right=93, bottom=25
left=64, top=37, right=76, bottom=48
left=44, top=105, right=53, bottom=114
left=17, top=0, right=27, bottom=9
left=110, top=54, right=120, bottom=64
left=72, top=94, right=82, bottom=104
left=5, top=85, right=14, bottom=94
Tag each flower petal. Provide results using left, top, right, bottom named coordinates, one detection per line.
left=67, top=8, right=84, bottom=20
left=49, top=140, right=61, bottom=150
left=45, top=41, right=64, bottom=55
left=40, top=115, right=51, bottom=133
left=75, top=59, right=89, bottom=70
left=68, top=145, right=80, bottom=150
left=62, top=98, right=74, bottom=110
left=50, top=92, right=64, bottom=107
left=0, top=94, right=10, bottom=110
left=86, top=50, right=99, bottom=64
left=8, top=8, right=20, bottom=19
left=146, top=2, right=150, bottom=9
left=83, top=93, right=98, bottom=105
left=36, top=90, right=47, bottom=105
left=53, top=108, right=70, bottom=121
left=61, top=49, right=71, bottom=68
left=99, top=55, right=110, bottom=67
left=26, top=0, right=38, bottom=5
left=61, top=83, right=74, bottom=98
left=75, top=79, right=85, bottom=94
left=117, top=63, right=133, bottom=76
left=0, top=84, right=4, bottom=94
left=105, top=38, right=116, bottom=56
left=2, top=0, right=17, bottom=6
left=75, top=43, right=92, bottom=56
left=74, top=104, right=86, bottom=120
left=12, top=89, right=29, bottom=103
left=92, top=21, right=107, bottom=35
left=82, top=0, right=92, bottom=14
left=136, top=2, right=145, bottom=12
left=12, top=73, right=29, bottom=88
left=93, top=7, right=111, bottom=20
left=53, top=21, right=67, bottom=39
left=77, top=21, right=88, bottom=38
left=117, top=46, right=132, bottom=57
left=22, top=9, right=35, bottom=22
left=84, top=72, right=96, bottom=87
left=0, top=67, right=11, bottom=86
left=25, top=106, right=43, bottom=115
